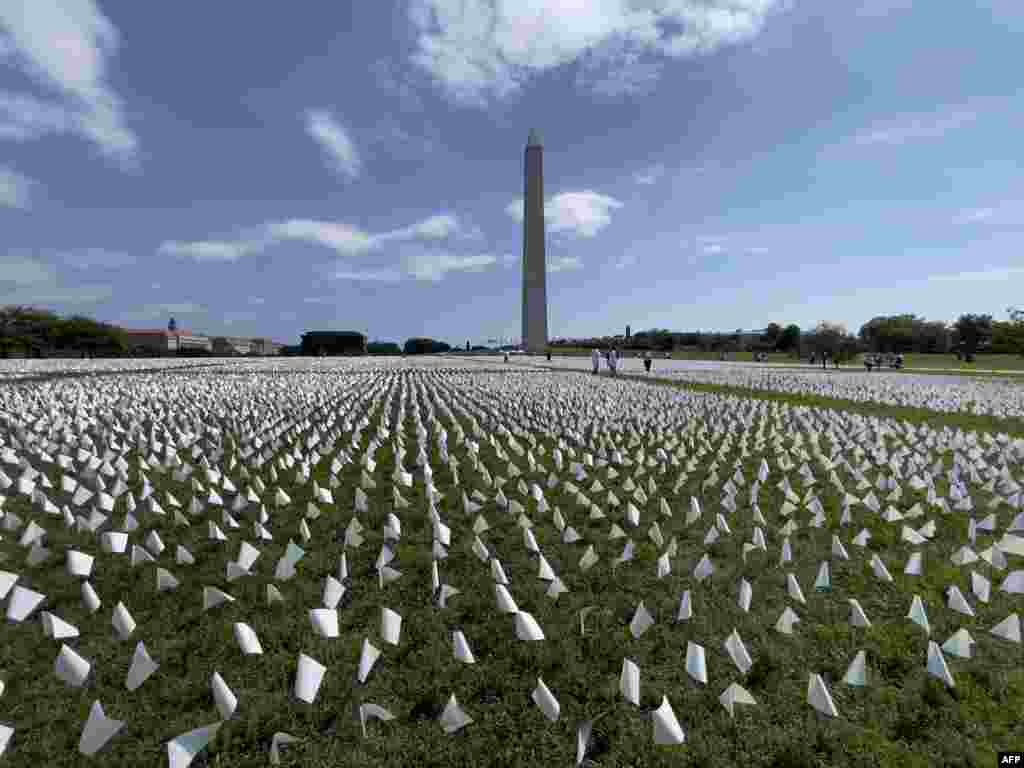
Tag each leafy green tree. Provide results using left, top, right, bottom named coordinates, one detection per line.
left=367, top=341, right=402, bottom=355
left=0, top=305, right=60, bottom=356
left=403, top=338, right=450, bottom=354
left=777, top=324, right=801, bottom=353
left=953, top=314, right=993, bottom=360
left=992, top=308, right=1024, bottom=356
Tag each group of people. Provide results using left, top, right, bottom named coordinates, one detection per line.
left=591, top=347, right=655, bottom=376
left=809, top=351, right=841, bottom=370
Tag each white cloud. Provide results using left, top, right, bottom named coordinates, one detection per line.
left=633, top=164, right=665, bottom=185
left=0, top=1, right=138, bottom=161
left=583, top=54, right=664, bottom=99
left=158, top=238, right=267, bottom=263
left=927, top=266, right=1024, bottom=283
left=407, top=0, right=783, bottom=105
left=0, top=254, right=57, bottom=286
left=959, top=208, right=994, bottom=223
left=267, top=212, right=468, bottom=256
left=506, top=191, right=623, bottom=237
left=377, top=213, right=462, bottom=242
left=691, top=234, right=767, bottom=257
left=402, top=251, right=497, bottom=281
left=266, top=219, right=375, bottom=256
left=952, top=201, right=1024, bottom=225
left=58, top=248, right=135, bottom=269
left=305, top=109, right=361, bottom=180
left=548, top=255, right=582, bottom=272
left=852, top=108, right=978, bottom=146
left=0, top=284, right=113, bottom=305
left=0, top=252, right=112, bottom=304
left=330, top=268, right=404, bottom=282
left=0, top=91, right=69, bottom=140
left=161, top=213, right=480, bottom=277
left=0, top=165, right=36, bottom=209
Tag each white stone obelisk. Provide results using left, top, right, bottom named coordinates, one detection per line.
left=522, top=129, right=548, bottom=354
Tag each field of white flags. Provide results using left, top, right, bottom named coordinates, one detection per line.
left=0, top=357, right=1022, bottom=768
left=503, top=354, right=1024, bottom=421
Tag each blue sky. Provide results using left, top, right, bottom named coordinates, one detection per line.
left=2, top=1, right=1023, bottom=346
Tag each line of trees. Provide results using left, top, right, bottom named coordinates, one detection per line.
left=858, top=312, right=1024, bottom=360
left=0, top=306, right=128, bottom=358
left=550, top=310, right=1024, bottom=362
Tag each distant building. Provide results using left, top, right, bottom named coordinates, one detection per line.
left=123, top=328, right=210, bottom=355
left=250, top=338, right=284, bottom=356
left=300, top=331, right=367, bottom=356
left=626, top=325, right=631, bottom=339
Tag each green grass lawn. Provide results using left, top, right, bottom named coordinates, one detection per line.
left=1, top=365, right=1021, bottom=768
left=548, top=348, right=1024, bottom=375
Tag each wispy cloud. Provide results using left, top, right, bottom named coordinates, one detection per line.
left=0, top=165, right=36, bottom=209
left=549, top=255, right=583, bottom=273
left=958, top=208, right=995, bottom=223
left=0, top=1, right=138, bottom=163
left=402, top=251, right=496, bottom=282
left=583, top=55, right=664, bottom=99
left=927, top=266, right=1024, bottom=283
left=158, top=238, right=268, bottom=263
left=159, top=211, right=476, bottom=266
left=369, top=58, right=424, bottom=113
left=632, top=164, right=666, bottom=185
left=305, top=109, right=361, bottom=180
left=852, top=108, right=977, bottom=146
left=0, top=253, right=56, bottom=286
left=329, top=268, right=404, bottom=283
left=0, top=252, right=112, bottom=304
left=265, top=220, right=375, bottom=256
left=506, top=191, right=623, bottom=238
left=57, top=248, right=136, bottom=269
left=690, top=235, right=768, bottom=258
left=952, top=200, right=1024, bottom=225
left=407, top=0, right=785, bottom=106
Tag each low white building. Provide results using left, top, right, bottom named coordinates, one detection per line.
left=124, top=328, right=211, bottom=355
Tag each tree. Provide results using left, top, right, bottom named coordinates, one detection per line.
left=367, top=341, right=401, bottom=355
left=55, top=315, right=128, bottom=357
left=403, top=338, right=450, bottom=355
left=763, top=323, right=782, bottom=346
left=953, top=314, right=993, bottom=361
left=0, top=305, right=61, bottom=357
left=992, top=307, right=1024, bottom=356
left=804, top=321, right=843, bottom=358
left=776, top=324, right=801, bottom=353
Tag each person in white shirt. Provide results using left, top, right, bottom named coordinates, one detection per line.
left=591, top=347, right=600, bottom=375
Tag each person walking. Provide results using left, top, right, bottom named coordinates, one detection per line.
left=609, top=347, right=618, bottom=378
left=822, top=351, right=829, bottom=370
left=591, top=347, right=601, bottom=375
left=643, top=351, right=652, bottom=374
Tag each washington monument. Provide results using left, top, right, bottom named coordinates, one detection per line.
left=521, top=128, right=548, bottom=353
